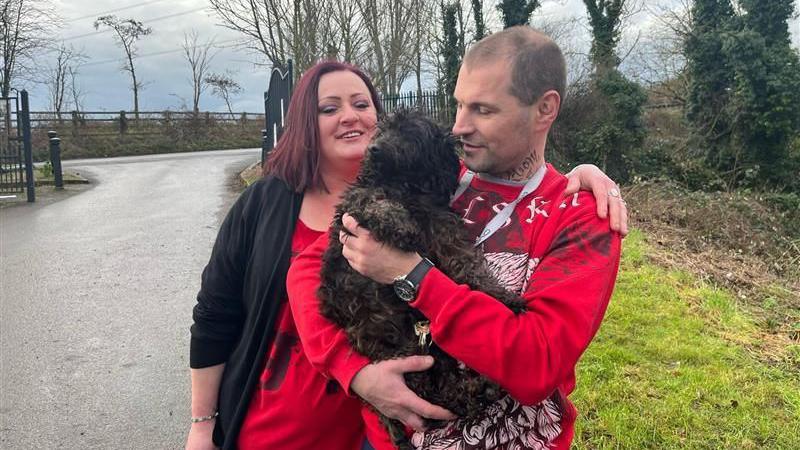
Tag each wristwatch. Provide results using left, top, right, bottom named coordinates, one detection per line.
left=393, top=257, right=435, bottom=302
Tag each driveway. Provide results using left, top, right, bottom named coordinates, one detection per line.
left=0, top=148, right=260, bottom=449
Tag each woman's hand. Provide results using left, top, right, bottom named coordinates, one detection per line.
left=185, top=421, right=218, bottom=450
left=564, top=164, right=629, bottom=236
left=186, top=365, right=224, bottom=450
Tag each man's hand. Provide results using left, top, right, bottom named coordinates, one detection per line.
left=339, top=213, right=421, bottom=284
left=350, top=356, right=456, bottom=431
left=564, top=164, right=629, bottom=236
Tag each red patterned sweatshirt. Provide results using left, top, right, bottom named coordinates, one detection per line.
left=287, top=163, right=621, bottom=449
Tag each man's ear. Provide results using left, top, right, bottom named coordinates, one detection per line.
left=535, top=90, right=561, bottom=128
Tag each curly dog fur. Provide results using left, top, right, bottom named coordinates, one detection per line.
left=319, top=110, right=527, bottom=449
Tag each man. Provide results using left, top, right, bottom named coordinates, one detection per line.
left=289, top=27, right=622, bottom=449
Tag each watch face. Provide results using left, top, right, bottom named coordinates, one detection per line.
left=393, top=279, right=416, bottom=302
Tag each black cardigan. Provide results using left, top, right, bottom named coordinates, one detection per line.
left=189, top=175, right=303, bottom=449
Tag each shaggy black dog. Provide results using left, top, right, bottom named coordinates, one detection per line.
left=319, top=109, right=527, bottom=449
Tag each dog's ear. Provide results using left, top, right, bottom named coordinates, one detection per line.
left=423, top=131, right=460, bottom=200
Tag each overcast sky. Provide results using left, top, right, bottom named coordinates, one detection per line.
left=21, top=0, right=800, bottom=112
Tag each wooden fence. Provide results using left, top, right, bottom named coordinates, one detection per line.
left=27, top=110, right=266, bottom=136
left=25, top=89, right=454, bottom=137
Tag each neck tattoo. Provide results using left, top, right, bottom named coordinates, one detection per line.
left=500, top=153, right=542, bottom=182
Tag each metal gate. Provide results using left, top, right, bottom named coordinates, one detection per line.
left=0, top=90, right=34, bottom=201
left=262, top=60, right=293, bottom=163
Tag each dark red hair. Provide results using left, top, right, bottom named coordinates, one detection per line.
left=262, top=60, right=383, bottom=192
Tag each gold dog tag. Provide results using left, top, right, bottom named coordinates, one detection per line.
left=414, top=321, right=431, bottom=348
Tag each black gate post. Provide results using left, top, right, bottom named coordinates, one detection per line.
left=20, top=90, right=35, bottom=202
left=262, top=59, right=294, bottom=165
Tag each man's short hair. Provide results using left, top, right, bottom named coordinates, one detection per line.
left=464, top=26, right=566, bottom=106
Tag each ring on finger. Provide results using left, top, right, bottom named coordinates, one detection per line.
left=607, top=188, right=621, bottom=198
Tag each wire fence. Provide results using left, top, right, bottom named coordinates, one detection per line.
left=380, top=90, right=453, bottom=126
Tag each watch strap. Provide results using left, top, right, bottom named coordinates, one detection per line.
left=405, top=257, right=434, bottom=288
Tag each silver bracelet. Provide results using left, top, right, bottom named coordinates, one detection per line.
left=191, top=411, right=219, bottom=423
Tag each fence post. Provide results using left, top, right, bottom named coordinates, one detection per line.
left=71, top=110, right=80, bottom=136
left=119, top=111, right=128, bottom=134
left=47, top=131, right=64, bottom=190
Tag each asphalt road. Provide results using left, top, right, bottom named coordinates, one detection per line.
left=0, top=149, right=260, bottom=449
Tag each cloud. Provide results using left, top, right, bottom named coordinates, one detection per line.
left=32, top=0, right=267, bottom=112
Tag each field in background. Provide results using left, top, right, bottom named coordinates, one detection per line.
left=27, top=111, right=264, bottom=161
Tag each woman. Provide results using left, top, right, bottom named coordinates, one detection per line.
left=186, top=60, right=625, bottom=450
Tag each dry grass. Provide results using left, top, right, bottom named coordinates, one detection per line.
left=624, top=181, right=799, bottom=369
left=239, top=161, right=264, bottom=186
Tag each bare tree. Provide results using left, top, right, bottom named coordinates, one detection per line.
left=290, top=0, right=334, bottom=73
left=530, top=13, right=593, bottom=86
left=208, top=0, right=337, bottom=74
left=1, top=0, right=58, bottom=97
left=182, top=30, right=217, bottom=114
left=327, top=0, right=369, bottom=64
left=628, top=0, right=692, bottom=105
left=411, top=0, right=433, bottom=97
left=205, top=72, right=242, bottom=119
left=209, top=0, right=456, bottom=93
left=356, top=0, right=426, bottom=93
left=208, top=0, right=289, bottom=67
left=68, top=64, right=86, bottom=115
left=45, top=44, right=86, bottom=119
left=47, top=47, right=68, bottom=117
left=94, top=15, right=152, bottom=119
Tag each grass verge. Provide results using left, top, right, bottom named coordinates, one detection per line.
left=572, top=230, right=800, bottom=449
